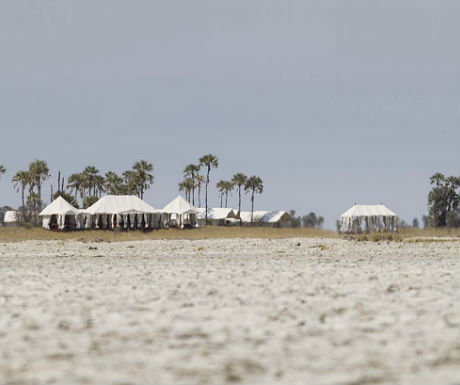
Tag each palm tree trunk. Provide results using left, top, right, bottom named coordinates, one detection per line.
left=220, top=193, right=223, bottom=208
left=198, top=186, right=201, bottom=207
left=238, top=186, right=242, bottom=226
left=225, top=192, right=228, bottom=208
left=21, top=186, right=25, bottom=208
left=251, top=190, right=254, bottom=223
left=37, top=182, right=41, bottom=208
left=205, top=169, right=209, bottom=224
left=191, top=176, right=195, bottom=206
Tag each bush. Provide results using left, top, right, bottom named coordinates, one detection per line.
left=83, top=196, right=99, bottom=209
left=354, top=232, right=402, bottom=242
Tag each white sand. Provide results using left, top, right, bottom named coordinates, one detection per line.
left=0, top=238, right=458, bottom=384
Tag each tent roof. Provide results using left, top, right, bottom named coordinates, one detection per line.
left=240, top=210, right=293, bottom=223
left=340, top=204, right=397, bottom=218
left=163, top=195, right=196, bottom=214
left=239, top=210, right=270, bottom=223
left=196, top=208, right=235, bottom=220
left=85, top=195, right=158, bottom=215
left=39, top=196, right=79, bottom=216
left=4, top=211, right=17, bottom=223
left=261, top=210, right=291, bottom=223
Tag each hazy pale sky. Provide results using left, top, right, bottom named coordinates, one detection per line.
left=0, top=0, right=458, bottom=228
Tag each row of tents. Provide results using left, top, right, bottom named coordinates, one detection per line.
left=35, top=195, right=293, bottom=230
left=1, top=195, right=399, bottom=233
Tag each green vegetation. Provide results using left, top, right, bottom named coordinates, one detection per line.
left=427, top=173, right=460, bottom=227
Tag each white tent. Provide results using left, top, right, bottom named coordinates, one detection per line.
left=3, top=211, right=17, bottom=226
left=240, top=210, right=291, bottom=227
left=163, top=196, right=197, bottom=228
left=84, top=195, right=162, bottom=230
left=261, top=210, right=292, bottom=227
left=196, top=208, right=237, bottom=226
left=340, top=204, right=398, bottom=233
left=239, top=210, right=269, bottom=223
left=39, top=196, right=81, bottom=230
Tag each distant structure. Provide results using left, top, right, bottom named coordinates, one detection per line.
left=196, top=208, right=238, bottom=226
left=3, top=211, right=18, bottom=227
left=339, top=204, right=398, bottom=233
left=163, top=195, right=198, bottom=228
left=39, top=196, right=81, bottom=230
left=239, top=210, right=292, bottom=228
left=84, top=195, right=163, bottom=230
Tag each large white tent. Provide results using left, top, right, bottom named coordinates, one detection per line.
left=163, top=196, right=197, bottom=228
left=3, top=211, right=18, bottom=227
left=240, top=210, right=291, bottom=227
left=196, top=208, right=238, bottom=226
left=39, top=196, right=81, bottom=230
left=84, top=195, right=163, bottom=230
left=340, top=204, right=398, bottom=233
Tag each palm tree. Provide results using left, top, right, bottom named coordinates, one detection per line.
left=12, top=170, right=29, bottom=208
left=178, top=181, right=187, bottom=200
left=184, top=164, right=200, bottom=205
left=223, top=181, right=234, bottom=208
left=29, top=160, right=49, bottom=209
left=195, top=175, right=204, bottom=207
left=83, top=166, right=100, bottom=196
left=94, top=175, right=105, bottom=197
left=244, top=176, right=263, bottom=223
left=231, top=173, right=247, bottom=219
left=132, top=160, right=154, bottom=199
left=104, top=171, right=123, bottom=194
left=430, top=173, right=445, bottom=188
left=216, top=180, right=226, bottom=208
left=199, top=154, right=219, bottom=224
left=67, top=173, right=83, bottom=200
left=122, top=170, right=138, bottom=195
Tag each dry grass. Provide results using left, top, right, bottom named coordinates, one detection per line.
left=347, top=228, right=459, bottom=243
left=352, top=232, right=403, bottom=242
left=404, top=237, right=459, bottom=243
left=399, top=227, right=460, bottom=238
left=0, top=226, right=339, bottom=242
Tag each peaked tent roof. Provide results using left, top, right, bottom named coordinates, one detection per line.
left=39, top=196, right=80, bottom=216
left=239, top=210, right=292, bottom=223
left=261, top=210, right=291, bottom=223
left=4, top=211, right=17, bottom=223
left=85, top=195, right=157, bottom=215
left=196, top=208, right=235, bottom=220
left=163, top=195, right=196, bottom=214
left=239, top=210, right=270, bottom=223
left=340, top=204, right=397, bottom=218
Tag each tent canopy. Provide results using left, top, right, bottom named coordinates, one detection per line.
left=240, top=210, right=291, bottom=223
left=85, top=195, right=158, bottom=215
left=163, top=196, right=196, bottom=214
left=39, top=196, right=79, bottom=216
left=4, top=211, right=17, bottom=223
left=261, top=210, right=291, bottom=223
left=340, top=204, right=397, bottom=218
left=196, top=208, right=235, bottom=220
left=240, top=210, right=269, bottom=223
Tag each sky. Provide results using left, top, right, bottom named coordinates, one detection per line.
left=0, top=0, right=458, bottom=228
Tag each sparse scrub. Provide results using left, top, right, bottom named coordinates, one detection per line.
left=353, top=232, right=403, bottom=242
left=0, top=226, right=339, bottom=242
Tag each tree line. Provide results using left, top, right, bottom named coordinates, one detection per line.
left=2, top=162, right=456, bottom=229
left=0, top=160, right=154, bottom=224
left=178, top=154, right=264, bottom=223
left=289, top=210, right=325, bottom=229
left=0, top=154, right=265, bottom=225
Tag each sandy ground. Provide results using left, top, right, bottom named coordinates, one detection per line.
left=0, top=238, right=458, bottom=385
